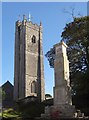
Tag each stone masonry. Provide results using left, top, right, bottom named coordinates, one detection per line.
left=54, top=41, right=72, bottom=106
left=42, top=41, right=75, bottom=118
left=14, top=16, right=45, bottom=102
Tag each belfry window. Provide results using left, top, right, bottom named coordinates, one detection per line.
left=31, top=81, right=37, bottom=93
left=32, top=35, right=36, bottom=43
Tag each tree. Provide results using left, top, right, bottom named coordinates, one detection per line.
left=61, top=16, right=89, bottom=96
left=45, top=47, right=55, bottom=68
left=45, top=94, right=52, bottom=100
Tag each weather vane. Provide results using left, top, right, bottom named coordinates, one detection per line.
left=28, top=12, right=33, bottom=21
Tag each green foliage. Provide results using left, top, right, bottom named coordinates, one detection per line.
left=17, top=100, right=45, bottom=119
left=45, top=47, right=55, bottom=68
left=0, top=88, right=6, bottom=103
left=0, top=108, right=21, bottom=119
left=61, top=16, right=89, bottom=96
left=17, top=99, right=53, bottom=119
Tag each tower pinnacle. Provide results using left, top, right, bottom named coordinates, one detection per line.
left=23, top=15, right=26, bottom=20
left=40, top=21, right=42, bottom=26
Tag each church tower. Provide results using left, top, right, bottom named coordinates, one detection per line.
left=14, top=15, right=45, bottom=102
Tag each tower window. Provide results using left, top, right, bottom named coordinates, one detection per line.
left=31, top=81, right=37, bottom=93
left=32, top=35, right=36, bottom=43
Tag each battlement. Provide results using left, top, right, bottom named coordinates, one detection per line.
left=16, top=15, right=42, bottom=32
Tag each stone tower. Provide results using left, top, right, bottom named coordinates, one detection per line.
left=14, top=15, right=45, bottom=102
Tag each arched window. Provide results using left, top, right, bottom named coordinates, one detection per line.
left=32, top=35, right=36, bottom=43
left=31, top=81, right=37, bottom=93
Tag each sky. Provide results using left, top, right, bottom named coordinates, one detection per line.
left=2, top=2, right=87, bottom=96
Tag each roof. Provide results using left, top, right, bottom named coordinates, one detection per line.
left=1, top=81, right=13, bottom=88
